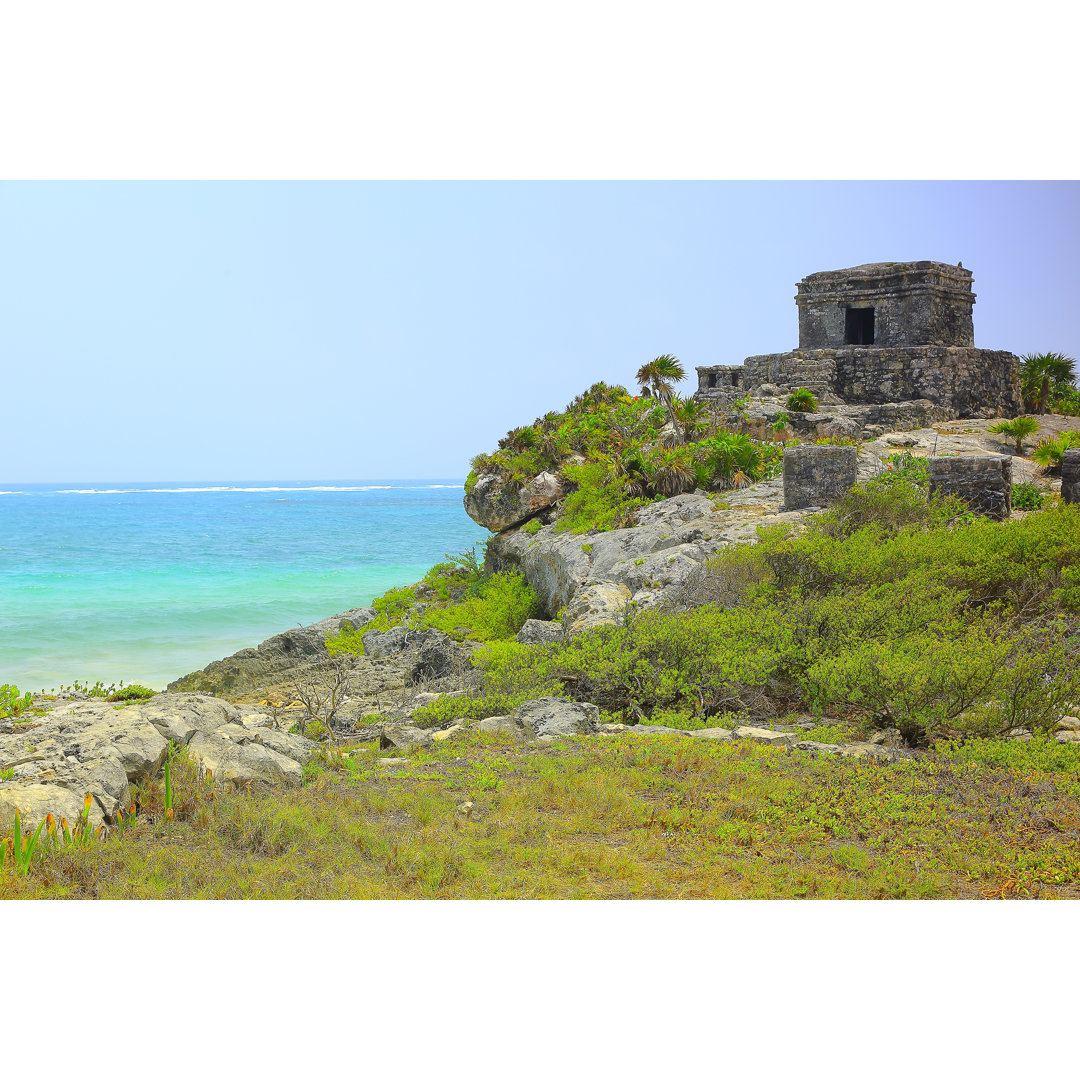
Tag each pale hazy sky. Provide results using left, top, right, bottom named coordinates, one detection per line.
left=2, top=181, right=1077, bottom=483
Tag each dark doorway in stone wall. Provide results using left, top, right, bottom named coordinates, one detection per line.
left=845, top=306, right=875, bottom=345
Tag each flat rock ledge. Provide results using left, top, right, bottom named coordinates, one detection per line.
left=0, top=693, right=317, bottom=828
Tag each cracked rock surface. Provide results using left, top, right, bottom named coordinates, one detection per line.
left=0, top=693, right=317, bottom=826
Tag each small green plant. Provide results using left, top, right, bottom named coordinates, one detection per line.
left=988, top=416, right=1040, bottom=454
left=522, top=518, right=542, bottom=535
left=164, top=758, right=175, bottom=821
left=1011, top=482, right=1045, bottom=511
left=114, top=802, right=137, bottom=837
left=786, top=388, right=818, bottom=413
left=0, top=685, right=32, bottom=719
left=0, top=768, right=12, bottom=781
left=2, top=808, right=46, bottom=876
left=772, top=412, right=790, bottom=435
left=814, top=436, right=858, bottom=446
left=1033, top=431, right=1080, bottom=471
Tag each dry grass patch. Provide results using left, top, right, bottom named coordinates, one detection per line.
left=3, top=733, right=1079, bottom=899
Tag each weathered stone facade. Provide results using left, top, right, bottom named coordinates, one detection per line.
left=1062, top=449, right=1080, bottom=505
left=695, top=262, right=1022, bottom=421
left=928, top=455, right=1012, bottom=520
left=782, top=445, right=858, bottom=510
left=796, top=262, right=975, bottom=349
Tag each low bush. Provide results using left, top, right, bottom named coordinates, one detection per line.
left=1012, top=482, right=1045, bottom=511
left=438, top=484, right=1080, bottom=745
left=422, top=571, right=539, bottom=641
left=786, top=388, right=818, bottom=413
left=327, top=568, right=539, bottom=656
left=107, top=684, right=156, bottom=702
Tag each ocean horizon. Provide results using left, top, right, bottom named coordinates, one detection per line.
left=0, top=479, right=487, bottom=691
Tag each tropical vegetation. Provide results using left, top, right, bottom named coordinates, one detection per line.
left=988, top=416, right=1039, bottom=454
left=466, top=363, right=786, bottom=534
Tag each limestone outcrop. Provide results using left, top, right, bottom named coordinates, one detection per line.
left=0, top=693, right=317, bottom=827
left=168, top=607, right=377, bottom=698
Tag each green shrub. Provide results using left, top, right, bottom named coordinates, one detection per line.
left=810, top=477, right=965, bottom=538
left=1012, top=482, right=1045, bottom=511
left=555, top=460, right=649, bottom=534
left=1050, top=386, right=1080, bottom=416
left=880, top=452, right=930, bottom=487
left=422, top=571, right=539, bottom=641
left=786, top=388, right=818, bottom=413
left=325, top=624, right=366, bottom=657
left=106, top=684, right=156, bottom=702
left=939, top=735, right=1080, bottom=776
left=523, top=518, right=542, bottom=535
left=0, top=685, right=32, bottom=719
left=370, top=585, right=420, bottom=631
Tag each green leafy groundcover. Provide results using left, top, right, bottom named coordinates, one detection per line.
left=413, top=493, right=1080, bottom=746
left=326, top=560, right=540, bottom=654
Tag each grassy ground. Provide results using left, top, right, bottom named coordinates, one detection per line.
left=4, top=730, right=1079, bottom=899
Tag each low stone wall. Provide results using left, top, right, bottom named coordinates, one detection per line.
left=697, top=347, right=1020, bottom=420
left=737, top=347, right=1020, bottom=418
left=782, top=445, right=858, bottom=510
left=928, top=455, right=1012, bottom=519
left=1062, top=449, right=1080, bottom=505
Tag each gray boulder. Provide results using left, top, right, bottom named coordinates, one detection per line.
left=464, top=471, right=567, bottom=533
left=186, top=730, right=303, bottom=787
left=475, top=715, right=522, bottom=737
left=408, top=632, right=465, bottom=684
left=690, top=727, right=735, bottom=741
left=733, top=726, right=800, bottom=748
left=379, top=724, right=434, bottom=751
left=514, top=619, right=566, bottom=646
left=509, top=697, right=600, bottom=738
left=362, top=626, right=447, bottom=660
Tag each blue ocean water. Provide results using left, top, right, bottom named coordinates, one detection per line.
left=0, top=481, right=487, bottom=691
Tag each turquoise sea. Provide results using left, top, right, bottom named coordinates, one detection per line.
left=0, top=481, right=487, bottom=691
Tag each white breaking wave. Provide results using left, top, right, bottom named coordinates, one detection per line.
left=52, top=484, right=461, bottom=495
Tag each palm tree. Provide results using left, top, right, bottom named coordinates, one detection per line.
left=1020, top=352, right=1077, bottom=414
left=988, top=417, right=1039, bottom=455
left=635, top=354, right=687, bottom=406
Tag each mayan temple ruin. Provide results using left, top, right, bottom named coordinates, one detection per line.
left=694, top=261, right=1023, bottom=430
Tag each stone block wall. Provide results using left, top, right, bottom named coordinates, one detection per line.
left=712, top=346, right=1020, bottom=418
left=1062, top=449, right=1080, bottom=505
left=928, top=455, right=1012, bottom=520
left=783, top=446, right=858, bottom=510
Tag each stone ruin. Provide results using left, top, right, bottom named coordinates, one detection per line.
left=928, top=454, right=1013, bottom=520
left=1062, top=449, right=1080, bottom=505
left=783, top=445, right=857, bottom=510
left=695, top=261, right=1022, bottom=434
